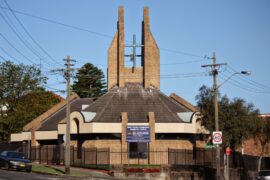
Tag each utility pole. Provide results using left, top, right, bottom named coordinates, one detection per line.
left=51, top=55, right=78, bottom=174
left=64, top=56, right=72, bottom=174
left=202, top=52, right=227, bottom=179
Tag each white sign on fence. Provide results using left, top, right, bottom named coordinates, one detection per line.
left=212, top=131, right=222, bottom=145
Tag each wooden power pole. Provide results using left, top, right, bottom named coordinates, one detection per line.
left=64, top=56, right=72, bottom=174
left=202, top=52, right=227, bottom=179
left=52, top=55, right=78, bottom=174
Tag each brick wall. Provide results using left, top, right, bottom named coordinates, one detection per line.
left=107, top=6, right=160, bottom=90
left=238, top=138, right=270, bottom=156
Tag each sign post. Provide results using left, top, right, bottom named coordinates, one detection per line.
left=225, top=147, right=231, bottom=180
left=212, top=131, right=222, bottom=179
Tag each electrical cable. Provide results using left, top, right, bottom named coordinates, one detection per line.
left=0, top=5, right=207, bottom=60
left=227, top=65, right=270, bottom=91
left=2, top=0, right=63, bottom=67
left=160, top=59, right=209, bottom=66
left=224, top=68, right=270, bottom=93
left=0, top=32, right=37, bottom=65
left=0, top=10, right=43, bottom=59
left=0, top=46, right=21, bottom=63
left=219, top=72, right=270, bottom=94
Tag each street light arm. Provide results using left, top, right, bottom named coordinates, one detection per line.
left=216, top=71, right=250, bottom=90
left=217, top=72, right=239, bottom=89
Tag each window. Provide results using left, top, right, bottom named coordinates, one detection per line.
left=129, top=142, right=148, bottom=159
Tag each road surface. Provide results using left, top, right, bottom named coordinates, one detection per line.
left=0, top=169, right=137, bottom=180
left=0, top=169, right=65, bottom=180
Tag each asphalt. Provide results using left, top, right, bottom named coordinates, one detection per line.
left=0, top=166, right=141, bottom=180
left=0, top=169, right=64, bottom=180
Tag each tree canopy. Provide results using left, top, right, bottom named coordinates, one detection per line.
left=0, top=61, right=46, bottom=109
left=0, top=61, right=61, bottom=141
left=196, top=85, right=260, bottom=150
left=252, top=116, right=270, bottom=170
left=71, top=63, right=106, bottom=98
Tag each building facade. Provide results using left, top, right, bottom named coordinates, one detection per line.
left=11, top=7, right=208, bottom=164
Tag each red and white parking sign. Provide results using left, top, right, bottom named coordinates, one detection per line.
left=212, top=131, right=222, bottom=145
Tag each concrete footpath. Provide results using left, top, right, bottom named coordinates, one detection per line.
left=32, top=164, right=141, bottom=180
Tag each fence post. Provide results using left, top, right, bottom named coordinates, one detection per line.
left=168, top=148, right=170, bottom=165
left=108, top=148, right=110, bottom=169
left=185, top=149, right=186, bottom=165
left=148, top=144, right=150, bottom=165
left=47, top=146, right=49, bottom=165
left=121, top=145, right=122, bottom=165
left=83, top=147, right=85, bottom=167
left=212, top=149, right=214, bottom=167
left=39, top=146, right=41, bottom=164
left=57, top=145, right=60, bottom=165
left=174, top=149, right=176, bottom=165
left=96, top=147, right=98, bottom=168
left=62, top=146, right=65, bottom=165
left=73, top=146, right=75, bottom=166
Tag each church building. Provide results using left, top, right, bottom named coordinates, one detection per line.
left=11, top=7, right=208, bottom=165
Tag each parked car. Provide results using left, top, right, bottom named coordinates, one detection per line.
left=257, top=170, right=270, bottom=180
left=0, top=151, right=32, bottom=172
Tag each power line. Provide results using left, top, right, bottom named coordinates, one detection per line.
left=160, top=58, right=210, bottom=66
left=227, top=65, right=270, bottom=91
left=79, top=58, right=209, bottom=67
left=0, top=5, right=113, bottom=39
left=0, top=46, right=21, bottom=63
left=0, top=55, right=5, bottom=61
left=46, top=81, right=65, bottom=86
left=219, top=72, right=270, bottom=94
left=2, top=0, right=63, bottom=67
left=158, top=48, right=206, bottom=58
left=0, top=5, right=207, bottom=59
left=160, top=72, right=209, bottom=77
left=0, top=10, right=43, bottom=59
left=224, top=68, right=270, bottom=92
left=44, top=85, right=64, bottom=92
left=91, top=71, right=207, bottom=79
left=0, top=34, right=53, bottom=71
left=0, top=32, right=36, bottom=65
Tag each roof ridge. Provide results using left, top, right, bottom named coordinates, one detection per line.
left=170, top=93, right=198, bottom=112
left=155, top=91, right=184, bottom=122
left=83, top=90, right=114, bottom=110
left=23, top=93, right=80, bottom=131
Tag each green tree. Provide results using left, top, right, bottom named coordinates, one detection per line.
left=196, top=85, right=259, bottom=150
left=71, top=63, right=106, bottom=98
left=0, top=91, right=62, bottom=141
left=0, top=61, right=61, bottom=141
left=252, top=116, right=270, bottom=170
left=0, top=61, right=46, bottom=110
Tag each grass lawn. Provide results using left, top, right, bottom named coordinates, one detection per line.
left=32, top=165, right=92, bottom=177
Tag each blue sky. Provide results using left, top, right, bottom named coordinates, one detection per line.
left=1, top=0, right=270, bottom=113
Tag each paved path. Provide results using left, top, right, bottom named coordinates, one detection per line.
left=0, top=169, right=64, bottom=180
left=0, top=169, right=139, bottom=180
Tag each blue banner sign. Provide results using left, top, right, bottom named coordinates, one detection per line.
left=126, top=126, right=150, bottom=142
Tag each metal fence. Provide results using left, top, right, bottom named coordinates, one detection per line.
left=22, top=145, right=222, bottom=169
left=2, top=143, right=269, bottom=171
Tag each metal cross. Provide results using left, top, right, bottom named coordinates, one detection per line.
left=125, top=34, right=144, bottom=68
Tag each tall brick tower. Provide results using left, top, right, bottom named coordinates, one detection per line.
left=108, top=6, right=160, bottom=90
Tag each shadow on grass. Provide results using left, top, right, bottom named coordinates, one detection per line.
left=45, top=165, right=65, bottom=174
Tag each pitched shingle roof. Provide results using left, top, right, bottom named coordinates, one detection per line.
left=37, top=98, right=93, bottom=131
left=83, top=83, right=194, bottom=123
